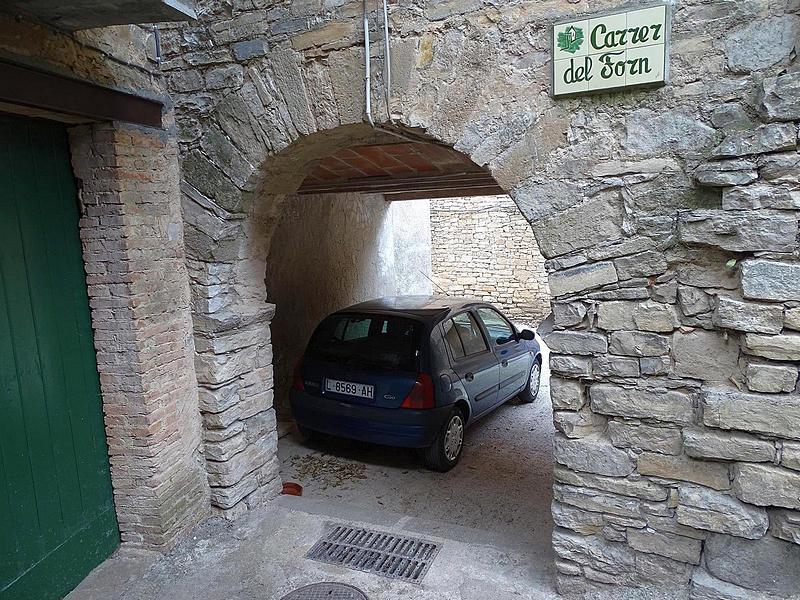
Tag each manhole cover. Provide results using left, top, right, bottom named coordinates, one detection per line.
left=306, top=523, right=440, bottom=584
left=279, top=582, right=368, bottom=600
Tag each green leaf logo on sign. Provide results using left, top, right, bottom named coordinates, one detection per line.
left=557, top=25, right=584, bottom=54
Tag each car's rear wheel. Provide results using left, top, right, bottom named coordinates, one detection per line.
left=422, top=408, right=465, bottom=472
left=518, top=358, right=542, bottom=404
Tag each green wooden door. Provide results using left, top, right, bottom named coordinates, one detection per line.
left=0, top=115, right=119, bottom=600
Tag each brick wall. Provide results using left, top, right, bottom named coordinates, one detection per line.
left=430, top=195, right=550, bottom=325
left=70, top=122, right=209, bottom=548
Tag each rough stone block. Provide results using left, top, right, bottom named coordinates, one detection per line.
left=544, top=331, right=608, bottom=356
left=551, top=500, right=603, bottom=535
left=552, top=529, right=636, bottom=577
left=786, top=307, right=800, bottom=331
left=683, top=428, right=775, bottom=463
left=550, top=355, right=591, bottom=377
left=554, top=483, right=669, bottom=519
left=672, top=329, right=740, bottom=383
left=608, top=421, right=683, bottom=455
left=592, top=355, right=640, bottom=378
left=554, top=408, right=607, bottom=439
left=552, top=302, right=587, bottom=328
left=550, top=377, right=585, bottom=410
left=694, top=159, right=758, bottom=187
left=741, top=259, right=800, bottom=301
left=712, top=123, right=797, bottom=158
left=746, top=362, right=798, bottom=394
left=554, top=434, right=635, bottom=477
left=627, top=528, right=702, bottom=565
left=637, top=453, right=730, bottom=490
left=703, top=387, right=800, bottom=440
left=633, top=301, right=680, bottom=333
left=635, top=552, right=693, bottom=588
left=231, top=39, right=268, bottom=61
left=732, top=463, right=800, bottom=509
left=204, top=431, right=248, bottom=462
left=760, top=71, right=800, bottom=121
left=691, top=568, right=776, bottom=600
left=760, top=151, right=800, bottom=184
left=722, top=183, right=800, bottom=210
left=590, top=384, right=695, bottom=425
left=724, top=15, right=800, bottom=73
left=640, top=356, right=671, bottom=376
left=534, top=194, right=625, bottom=258
left=677, top=249, right=740, bottom=290
left=676, top=484, right=768, bottom=540
left=771, top=509, right=800, bottom=545
left=783, top=442, right=800, bottom=471
left=704, top=533, right=800, bottom=596
left=609, top=331, right=670, bottom=357
left=614, top=251, right=667, bottom=281
left=205, top=64, right=244, bottom=90
left=554, top=466, right=668, bottom=502
left=597, top=301, right=636, bottom=331
left=678, top=210, right=797, bottom=253
left=714, top=295, right=783, bottom=334
left=677, top=285, right=712, bottom=316
left=742, top=333, right=800, bottom=361
left=549, top=261, right=618, bottom=297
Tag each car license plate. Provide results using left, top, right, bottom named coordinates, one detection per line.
left=325, top=378, right=375, bottom=400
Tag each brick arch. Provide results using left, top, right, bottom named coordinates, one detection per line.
left=172, top=2, right=800, bottom=596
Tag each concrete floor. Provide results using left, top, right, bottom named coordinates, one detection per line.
left=278, top=367, right=555, bottom=558
left=69, top=348, right=556, bottom=600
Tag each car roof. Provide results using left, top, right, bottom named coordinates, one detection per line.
left=336, top=295, right=487, bottom=324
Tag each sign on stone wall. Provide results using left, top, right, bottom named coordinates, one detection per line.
left=552, top=3, right=670, bottom=97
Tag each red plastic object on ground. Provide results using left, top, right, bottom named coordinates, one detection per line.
left=282, top=481, right=303, bottom=496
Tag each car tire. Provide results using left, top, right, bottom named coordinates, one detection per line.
left=422, top=408, right=465, bottom=472
left=518, top=358, right=542, bottom=404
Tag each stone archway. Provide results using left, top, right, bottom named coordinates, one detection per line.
left=169, top=2, right=800, bottom=596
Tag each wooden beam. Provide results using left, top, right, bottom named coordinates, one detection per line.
left=0, top=60, right=164, bottom=128
left=297, top=171, right=497, bottom=195
left=384, top=186, right=506, bottom=201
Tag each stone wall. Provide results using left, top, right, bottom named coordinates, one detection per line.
left=163, top=0, right=800, bottom=596
left=430, top=195, right=549, bottom=325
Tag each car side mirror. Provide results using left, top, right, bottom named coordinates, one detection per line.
left=519, top=329, right=535, bottom=341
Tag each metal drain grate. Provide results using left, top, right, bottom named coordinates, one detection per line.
left=279, top=582, right=368, bottom=600
left=306, top=523, right=440, bottom=583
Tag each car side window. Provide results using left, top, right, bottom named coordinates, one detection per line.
left=442, top=319, right=466, bottom=360
left=450, top=312, right=489, bottom=357
left=476, top=307, right=516, bottom=346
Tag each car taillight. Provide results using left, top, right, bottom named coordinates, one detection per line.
left=400, top=373, right=435, bottom=409
left=292, top=358, right=305, bottom=391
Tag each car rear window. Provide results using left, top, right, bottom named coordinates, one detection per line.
left=307, top=313, right=422, bottom=372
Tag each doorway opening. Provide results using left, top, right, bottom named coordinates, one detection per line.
left=262, top=125, right=555, bottom=587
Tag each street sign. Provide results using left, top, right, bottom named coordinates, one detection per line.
left=552, top=3, right=670, bottom=97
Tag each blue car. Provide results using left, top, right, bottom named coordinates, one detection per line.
left=290, top=296, right=542, bottom=471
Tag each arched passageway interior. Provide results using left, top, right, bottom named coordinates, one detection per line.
left=258, top=125, right=556, bottom=585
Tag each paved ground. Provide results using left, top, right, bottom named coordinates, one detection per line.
left=69, top=345, right=556, bottom=600
left=278, top=361, right=555, bottom=558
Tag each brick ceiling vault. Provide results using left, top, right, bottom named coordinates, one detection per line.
left=296, top=141, right=504, bottom=201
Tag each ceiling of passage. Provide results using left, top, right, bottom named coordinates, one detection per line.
left=296, top=141, right=504, bottom=201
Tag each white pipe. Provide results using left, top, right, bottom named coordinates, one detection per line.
left=382, top=0, right=395, bottom=123
left=363, top=0, right=375, bottom=127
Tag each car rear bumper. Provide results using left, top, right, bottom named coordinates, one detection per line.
left=290, top=390, right=451, bottom=448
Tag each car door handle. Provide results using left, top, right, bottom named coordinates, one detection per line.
left=465, top=372, right=474, bottom=382
left=501, top=360, right=508, bottom=367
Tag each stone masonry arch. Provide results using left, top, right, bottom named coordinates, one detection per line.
left=165, top=1, right=800, bottom=596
